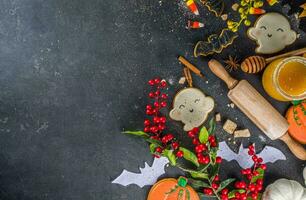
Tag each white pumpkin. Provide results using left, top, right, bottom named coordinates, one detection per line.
left=262, top=178, right=306, bottom=200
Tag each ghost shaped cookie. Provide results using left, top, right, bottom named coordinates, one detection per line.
left=170, top=88, right=214, bottom=131
left=248, top=12, right=297, bottom=54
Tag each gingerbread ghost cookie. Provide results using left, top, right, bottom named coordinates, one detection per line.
left=248, top=12, right=297, bottom=54
left=170, top=88, right=214, bottom=131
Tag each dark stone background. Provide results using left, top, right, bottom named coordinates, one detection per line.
left=0, top=0, right=305, bottom=199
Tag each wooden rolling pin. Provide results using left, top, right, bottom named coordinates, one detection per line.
left=208, top=59, right=306, bottom=160
left=241, top=47, right=306, bottom=73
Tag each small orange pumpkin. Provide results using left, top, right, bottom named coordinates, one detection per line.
left=286, top=101, right=306, bottom=144
left=147, top=177, right=200, bottom=200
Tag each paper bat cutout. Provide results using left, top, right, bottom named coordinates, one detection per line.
left=194, top=29, right=238, bottom=57
left=112, top=156, right=169, bottom=188
left=217, top=141, right=286, bottom=168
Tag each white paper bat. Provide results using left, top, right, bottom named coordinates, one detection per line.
left=112, top=156, right=169, bottom=188
left=217, top=141, right=286, bottom=168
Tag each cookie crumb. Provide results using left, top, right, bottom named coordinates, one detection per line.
left=232, top=3, right=239, bottom=11
left=230, top=103, right=235, bottom=108
left=179, top=77, right=186, bottom=84
left=215, top=113, right=221, bottom=122
left=221, top=14, right=228, bottom=21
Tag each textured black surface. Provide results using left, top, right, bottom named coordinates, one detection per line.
left=0, top=0, right=305, bottom=200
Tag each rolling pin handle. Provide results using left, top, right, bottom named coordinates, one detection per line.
left=208, top=59, right=238, bottom=89
left=280, top=133, right=306, bottom=160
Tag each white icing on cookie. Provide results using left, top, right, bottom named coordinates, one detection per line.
left=170, top=88, right=214, bottom=131
left=248, top=12, right=296, bottom=54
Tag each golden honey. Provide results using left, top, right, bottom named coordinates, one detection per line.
left=262, top=56, right=306, bottom=101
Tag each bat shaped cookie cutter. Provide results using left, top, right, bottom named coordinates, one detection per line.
left=112, top=156, right=169, bottom=188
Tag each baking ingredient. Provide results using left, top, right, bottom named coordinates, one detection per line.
left=178, top=56, right=205, bottom=78
left=262, top=179, right=306, bottom=200
left=147, top=177, right=200, bottom=200
left=234, top=129, right=251, bottom=138
left=286, top=101, right=306, bottom=144
left=248, top=13, right=297, bottom=54
left=223, top=119, right=237, bottom=134
left=262, top=56, right=306, bottom=101
left=170, top=88, right=214, bottom=131
left=241, top=56, right=266, bottom=73
left=224, top=55, right=240, bottom=71
left=299, top=3, right=306, bottom=18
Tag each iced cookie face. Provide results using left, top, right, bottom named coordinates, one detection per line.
left=248, top=12, right=296, bottom=54
left=170, top=88, right=214, bottom=131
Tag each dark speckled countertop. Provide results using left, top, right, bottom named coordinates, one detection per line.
left=0, top=0, right=305, bottom=200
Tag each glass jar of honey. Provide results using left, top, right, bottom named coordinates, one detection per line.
left=262, top=56, right=306, bottom=101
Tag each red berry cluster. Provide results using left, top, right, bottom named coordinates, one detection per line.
left=145, top=78, right=183, bottom=158
left=187, top=128, right=221, bottom=165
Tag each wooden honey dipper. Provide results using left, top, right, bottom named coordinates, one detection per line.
left=241, top=47, right=306, bottom=73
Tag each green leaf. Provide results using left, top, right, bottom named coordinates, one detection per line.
left=190, top=171, right=209, bottom=180
left=208, top=118, right=216, bottom=134
left=188, top=178, right=210, bottom=189
left=149, top=143, right=158, bottom=154
left=228, top=189, right=245, bottom=198
left=163, top=149, right=177, bottom=166
left=217, top=178, right=236, bottom=192
left=199, top=126, right=209, bottom=144
left=198, top=163, right=210, bottom=173
left=210, top=164, right=220, bottom=181
left=247, top=193, right=262, bottom=200
left=179, top=147, right=199, bottom=167
left=123, top=131, right=149, bottom=138
left=251, top=168, right=265, bottom=183
left=198, top=192, right=217, bottom=199
left=146, top=138, right=162, bottom=146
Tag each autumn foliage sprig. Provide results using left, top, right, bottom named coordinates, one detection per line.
left=124, top=78, right=266, bottom=200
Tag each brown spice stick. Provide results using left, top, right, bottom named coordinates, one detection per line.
left=178, top=56, right=204, bottom=78
left=183, top=67, right=193, bottom=87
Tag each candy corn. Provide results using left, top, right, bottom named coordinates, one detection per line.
left=185, top=0, right=199, bottom=15
left=187, top=20, right=204, bottom=29
left=249, top=7, right=266, bottom=15
left=266, top=0, right=278, bottom=6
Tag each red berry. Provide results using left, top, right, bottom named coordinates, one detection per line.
left=208, top=135, right=215, bottom=143
left=247, top=174, right=252, bottom=180
left=155, top=90, right=161, bottom=96
left=198, top=156, right=205, bottom=164
left=148, top=79, right=155, bottom=86
left=149, top=92, right=155, bottom=98
left=252, top=155, right=258, bottom=162
left=150, top=126, right=158, bottom=133
left=146, top=110, right=152, bottom=115
left=248, top=145, right=254, bottom=151
left=188, top=131, right=196, bottom=138
left=204, top=156, right=210, bottom=164
left=150, top=136, right=159, bottom=140
left=144, top=127, right=150, bottom=133
left=153, top=102, right=159, bottom=108
left=241, top=169, right=247, bottom=175
left=154, top=154, right=160, bottom=158
left=256, top=185, right=263, bottom=191
left=210, top=141, right=217, bottom=147
left=192, top=138, right=199, bottom=145
left=195, top=144, right=206, bottom=153
left=216, top=156, right=222, bottom=163
left=253, top=171, right=259, bottom=176
left=192, top=127, right=199, bottom=134
left=221, top=189, right=229, bottom=195
left=245, top=168, right=252, bottom=174
left=248, top=150, right=255, bottom=155
left=155, top=147, right=162, bottom=153
left=154, top=78, right=161, bottom=84
left=159, top=117, right=166, bottom=123
left=250, top=193, right=258, bottom=200
left=221, top=194, right=229, bottom=200
left=160, top=101, right=167, bottom=107
left=240, top=193, right=247, bottom=200
left=151, top=109, right=157, bottom=114
left=172, top=142, right=179, bottom=150
left=248, top=183, right=256, bottom=192
left=144, top=119, right=150, bottom=126
left=235, top=192, right=241, bottom=198
left=256, top=179, right=263, bottom=185
left=160, top=81, right=167, bottom=87
left=153, top=117, right=160, bottom=123
left=212, top=182, right=219, bottom=189
left=257, top=157, right=263, bottom=163
left=158, top=124, right=165, bottom=131
left=260, top=164, right=267, bottom=170
left=161, top=93, right=168, bottom=99
left=203, top=188, right=213, bottom=195
left=176, top=150, right=184, bottom=158
left=213, top=175, right=220, bottom=182
left=146, top=105, right=152, bottom=110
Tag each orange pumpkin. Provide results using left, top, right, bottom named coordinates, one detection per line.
left=147, top=177, right=200, bottom=200
left=286, top=101, right=306, bottom=144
